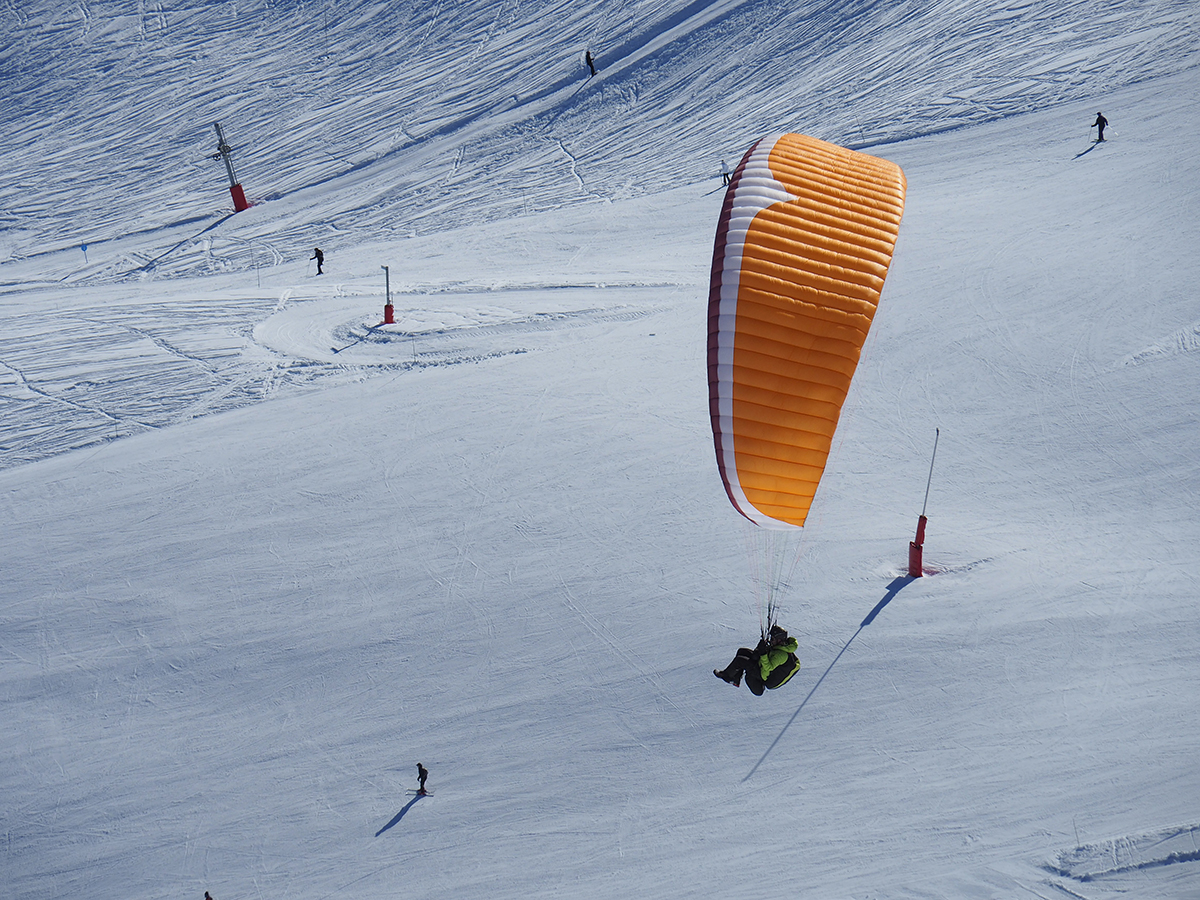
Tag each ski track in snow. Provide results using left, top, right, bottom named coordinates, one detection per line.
left=4, top=1, right=1200, bottom=899
left=1045, top=823, right=1200, bottom=889
left=1121, top=319, right=1200, bottom=367
left=2, top=0, right=1197, bottom=268
left=0, top=281, right=666, bottom=468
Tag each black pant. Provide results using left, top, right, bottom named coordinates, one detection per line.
left=721, top=647, right=800, bottom=695
left=720, top=648, right=767, bottom=695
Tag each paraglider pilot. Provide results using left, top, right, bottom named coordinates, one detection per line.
left=714, top=624, right=800, bottom=696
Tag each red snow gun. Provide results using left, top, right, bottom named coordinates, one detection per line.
left=908, top=428, right=939, bottom=578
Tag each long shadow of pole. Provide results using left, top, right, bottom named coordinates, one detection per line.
left=375, top=794, right=425, bottom=836
left=743, top=576, right=914, bottom=782
left=126, top=213, right=236, bottom=275
left=332, top=322, right=387, bottom=354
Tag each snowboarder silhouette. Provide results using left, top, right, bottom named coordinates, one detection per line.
left=1093, top=112, right=1108, bottom=142
left=311, top=247, right=324, bottom=275
left=585, top=50, right=596, bottom=77
left=417, top=762, right=429, bottom=794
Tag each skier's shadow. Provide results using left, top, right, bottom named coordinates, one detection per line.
left=743, top=575, right=915, bottom=781
left=375, top=794, right=424, bottom=837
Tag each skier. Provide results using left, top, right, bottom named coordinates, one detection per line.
left=311, top=247, right=324, bottom=275
left=1093, top=112, right=1108, bottom=142
left=720, top=160, right=732, bottom=186
left=714, top=624, right=800, bottom=696
left=205, top=893, right=214, bottom=900
left=585, top=49, right=596, bottom=77
left=417, top=762, right=429, bottom=794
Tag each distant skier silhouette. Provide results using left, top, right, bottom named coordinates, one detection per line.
left=585, top=50, right=596, bottom=77
left=1093, top=112, right=1108, bottom=142
left=311, top=247, right=324, bottom=275
left=720, top=160, right=732, bottom=186
left=417, top=762, right=429, bottom=794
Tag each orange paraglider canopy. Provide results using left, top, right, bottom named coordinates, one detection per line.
left=708, top=133, right=906, bottom=528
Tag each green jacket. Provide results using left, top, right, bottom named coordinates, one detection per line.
left=758, top=637, right=799, bottom=681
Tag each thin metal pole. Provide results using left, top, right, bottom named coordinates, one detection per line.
left=382, top=265, right=395, bottom=325
left=920, top=427, right=940, bottom=517
left=212, top=122, right=239, bottom=188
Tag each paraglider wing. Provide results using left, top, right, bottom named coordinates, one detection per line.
left=708, top=133, right=906, bottom=528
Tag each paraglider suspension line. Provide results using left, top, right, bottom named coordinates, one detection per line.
left=745, top=527, right=805, bottom=641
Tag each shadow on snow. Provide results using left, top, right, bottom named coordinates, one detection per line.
left=375, top=793, right=426, bottom=837
left=743, top=575, right=916, bottom=781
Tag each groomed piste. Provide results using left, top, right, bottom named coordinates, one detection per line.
left=3, top=2, right=1200, bottom=898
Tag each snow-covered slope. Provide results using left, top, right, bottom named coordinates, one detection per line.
left=3, top=0, right=1197, bottom=269
left=3, top=2, right=1200, bottom=898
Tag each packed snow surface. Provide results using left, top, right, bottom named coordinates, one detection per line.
left=2, top=1, right=1200, bottom=898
